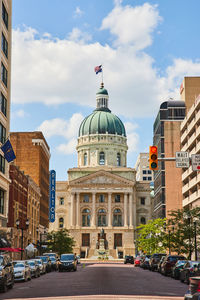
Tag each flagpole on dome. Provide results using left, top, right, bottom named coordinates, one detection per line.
left=101, top=64, right=104, bottom=88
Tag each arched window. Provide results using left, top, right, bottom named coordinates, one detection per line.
left=82, top=208, right=91, bottom=227
left=117, top=153, right=121, bottom=166
left=99, top=152, right=105, bottom=165
left=113, top=209, right=122, bottom=226
left=98, top=209, right=107, bottom=227
left=141, top=217, right=146, bottom=224
left=59, top=217, right=64, bottom=228
left=84, top=153, right=87, bottom=166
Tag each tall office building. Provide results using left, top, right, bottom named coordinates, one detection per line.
left=180, top=77, right=200, bottom=113
left=134, top=153, right=154, bottom=182
left=153, top=100, right=185, bottom=219
left=0, top=0, right=12, bottom=230
left=10, top=132, right=50, bottom=228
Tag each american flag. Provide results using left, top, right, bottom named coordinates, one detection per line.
left=94, top=65, right=102, bottom=74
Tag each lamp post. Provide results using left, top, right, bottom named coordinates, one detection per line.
left=16, top=219, right=29, bottom=260
left=183, top=213, right=192, bottom=260
left=194, top=218, right=198, bottom=261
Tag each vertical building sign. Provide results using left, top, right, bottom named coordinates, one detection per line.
left=49, top=170, right=56, bottom=222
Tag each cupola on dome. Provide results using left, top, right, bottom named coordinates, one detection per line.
left=78, top=83, right=126, bottom=137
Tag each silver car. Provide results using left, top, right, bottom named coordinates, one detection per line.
left=25, top=260, right=40, bottom=278
left=32, top=259, right=46, bottom=274
left=13, top=261, right=31, bottom=282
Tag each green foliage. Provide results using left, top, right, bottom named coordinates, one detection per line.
left=136, top=218, right=167, bottom=254
left=167, top=206, right=200, bottom=258
left=47, top=229, right=75, bottom=256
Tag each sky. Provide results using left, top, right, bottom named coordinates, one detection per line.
left=11, top=0, right=200, bottom=180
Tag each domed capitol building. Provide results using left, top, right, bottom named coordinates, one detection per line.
left=50, top=83, right=152, bottom=258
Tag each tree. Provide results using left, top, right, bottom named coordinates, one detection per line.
left=47, top=229, right=75, bottom=256
left=167, top=206, right=200, bottom=258
left=136, top=218, right=167, bottom=254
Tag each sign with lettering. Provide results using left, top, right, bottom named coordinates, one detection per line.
left=49, top=170, right=56, bottom=222
left=191, top=154, right=200, bottom=171
left=175, top=152, right=189, bottom=168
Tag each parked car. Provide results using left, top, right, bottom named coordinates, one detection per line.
left=149, top=253, right=166, bottom=271
left=171, top=260, right=187, bottom=280
left=0, top=254, right=14, bottom=292
left=58, top=254, right=77, bottom=272
left=180, top=261, right=200, bottom=284
left=161, top=255, right=186, bottom=276
left=35, top=256, right=51, bottom=273
left=13, top=261, right=31, bottom=282
left=140, top=255, right=151, bottom=270
left=32, top=259, right=46, bottom=275
left=184, top=276, right=200, bottom=300
left=43, top=252, right=58, bottom=259
left=25, top=260, right=40, bottom=278
left=124, top=255, right=134, bottom=264
left=49, top=256, right=58, bottom=271
left=158, top=255, right=167, bottom=273
left=134, top=256, right=141, bottom=267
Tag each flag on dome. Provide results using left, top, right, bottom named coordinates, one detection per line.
left=94, top=65, right=102, bottom=74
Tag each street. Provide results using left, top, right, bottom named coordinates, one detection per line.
left=3, top=263, right=188, bottom=300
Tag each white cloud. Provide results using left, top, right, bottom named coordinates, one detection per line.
left=68, top=28, right=92, bottom=43
left=127, top=132, right=139, bottom=152
left=57, top=138, right=77, bottom=155
left=74, top=6, right=84, bottom=17
left=101, top=3, right=162, bottom=49
left=37, top=113, right=84, bottom=139
left=11, top=109, right=28, bottom=118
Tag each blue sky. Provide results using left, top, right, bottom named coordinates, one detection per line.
left=11, top=0, right=200, bottom=180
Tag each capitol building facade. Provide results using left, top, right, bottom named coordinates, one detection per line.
left=49, top=84, right=152, bottom=258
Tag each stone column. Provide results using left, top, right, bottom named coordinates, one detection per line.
left=129, top=193, right=133, bottom=228
left=124, top=193, right=128, bottom=227
left=70, top=193, right=74, bottom=227
left=133, top=190, right=137, bottom=228
left=108, top=193, right=112, bottom=227
left=76, top=193, right=80, bottom=228
left=91, top=193, right=96, bottom=227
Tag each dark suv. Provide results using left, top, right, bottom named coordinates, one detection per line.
left=161, top=255, right=186, bottom=276
left=58, top=254, right=77, bottom=272
left=149, top=253, right=166, bottom=271
left=0, top=254, right=14, bottom=292
left=124, top=255, right=134, bottom=264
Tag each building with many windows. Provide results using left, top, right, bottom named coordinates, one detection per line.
left=153, top=100, right=185, bottom=219
left=0, top=0, right=12, bottom=231
left=50, top=84, right=152, bottom=258
left=134, top=153, right=153, bottom=182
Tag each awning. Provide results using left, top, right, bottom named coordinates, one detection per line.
left=0, top=247, right=22, bottom=252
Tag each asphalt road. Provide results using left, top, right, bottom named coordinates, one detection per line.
left=3, top=263, right=189, bottom=300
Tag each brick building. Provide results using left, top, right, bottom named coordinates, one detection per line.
left=10, top=132, right=50, bottom=228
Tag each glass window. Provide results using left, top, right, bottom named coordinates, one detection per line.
left=117, top=153, right=121, bottom=166
left=84, top=153, right=87, bottom=166
left=99, top=152, right=105, bottom=165
left=0, top=93, right=7, bottom=117
left=141, top=198, right=145, bottom=205
left=113, top=209, right=122, bottom=226
left=148, top=170, right=152, bottom=174
left=143, top=177, right=147, bottom=181
left=148, top=177, right=152, bottom=181
left=115, top=195, right=120, bottom=203
left=98, top=209, right=106, bottom=226
left=1, top=63, right=7, bottom=87
left=99, top=194, right=105, bottom=203
left=0, top=123, right=6, bottom=144
left=0, top=155, right=5, bottom=174
left=0, top=189, right=4, bottom=214
left=143, top=170, right=147, bottom=174
left=1, top=33, right=8, bottom=58
left=82, top=209, right=90, bottom=227
left=82, top=233, right=90, bottom=246
left=141, top=217, right=146, bottom=224
left=83, top=195, right=89, bottom=202
left=2, top=2, right=8, bottom=29
left=59, top=217, right=64, bottom=228
left=59, top=197, right=64, bottom=205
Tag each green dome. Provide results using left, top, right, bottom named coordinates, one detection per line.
left=96, top=87, right=108, bottom=95
left=79, top=109, right=126, bottom=137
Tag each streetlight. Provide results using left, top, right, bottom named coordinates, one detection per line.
left=16, top=218, right=29, bottom=260
left=183, top=212, right=192, bottom=260
left=194, top=217, right=198, bottom=261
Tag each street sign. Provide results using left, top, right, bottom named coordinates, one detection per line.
left=191, top=154, right=200, bottom=171
left=175, top=151, right=189, bottom=168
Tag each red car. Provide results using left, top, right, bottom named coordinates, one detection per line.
left=134, top=257, right=141, bottom=267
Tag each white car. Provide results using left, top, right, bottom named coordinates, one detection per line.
left=13, top=261, right=31, bottom=282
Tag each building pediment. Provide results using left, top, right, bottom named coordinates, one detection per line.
left=69, top=170, right=134, bottom=187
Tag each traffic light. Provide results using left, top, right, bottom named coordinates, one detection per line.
left=149, top=146, right=158, bottom=171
